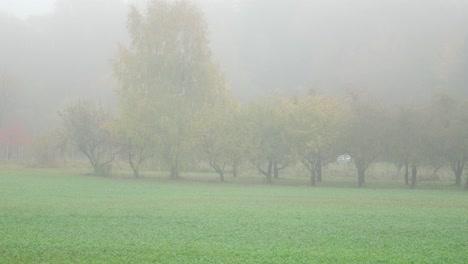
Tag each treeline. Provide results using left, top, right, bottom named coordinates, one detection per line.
left=47, top=91, right=468, bottom=189
left=31, top=0, right=468, bottom=189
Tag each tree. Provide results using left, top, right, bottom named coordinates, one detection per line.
left=59, top=101, right=115, bottom=176
left=387, top=107, right=425, bottom=187
left=291, top=95, right=345, bottom=186
left=387, top=99, right=454, bottom=189
left=429, top=94, right=468, bottom=186
left=112, top=94, right=162, bottom=178
left=244, top=97, right=294, bottom=183
left=114, top=0, right=227, bottom=179
left=229, top=108, right=250, bottom=178
left=341, top=100, right=389, bottom=187
left=113, top=113, right=158, bottom=178
left=402, top=109, right=427, bottom=189
left=192, top=100, right=241, bottom=182
left=457, top=100, right=468, bottom=189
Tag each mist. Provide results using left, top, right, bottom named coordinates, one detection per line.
left=1, top=0, right=467, bottom=133
left=202, top=0, right=468, bottom=101
left=1, top=1, right=467, bottom=262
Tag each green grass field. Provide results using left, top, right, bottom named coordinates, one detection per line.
left=0, top=167, right=467, bottom=263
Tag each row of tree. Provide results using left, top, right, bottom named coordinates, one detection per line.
left=53, top=90, right=468, bottom=189
left=33, top=0, right=468, bottom=189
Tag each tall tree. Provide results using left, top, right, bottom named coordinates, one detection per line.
left=114, top=0, right=227, bottom=179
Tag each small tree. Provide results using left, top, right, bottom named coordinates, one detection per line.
left=341, top=100, right=389, bottom=187
left=429, top=94, right=468, bottom=186
left=113, top=104, right=160, bottom=178
left=465, top=172, right=468, bottom=189
left=387, top=107, right=427, bottom=187
left=192, top=99, right=244, bottom=182
left=291, top=95, right=345, bottom=186
left=59, top=101, right=115, bottom=176
left=244, top=97, right=294, bottom=183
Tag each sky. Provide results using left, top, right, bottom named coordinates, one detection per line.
left=0, top=0, right=56, bottom=18
left=0, top=0, right=149, bottom=18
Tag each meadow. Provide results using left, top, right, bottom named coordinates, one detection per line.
left=0, top=166, right=467, bottom=263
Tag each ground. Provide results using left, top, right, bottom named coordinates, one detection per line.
left=0, top=166, right=467, bottom=263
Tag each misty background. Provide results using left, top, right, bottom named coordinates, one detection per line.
left=1, top=0, right=467, bottom=135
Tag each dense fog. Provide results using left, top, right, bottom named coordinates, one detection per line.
left=2, top=3, right=468, bottom=263
left=1, top=0, right=467, bottom=131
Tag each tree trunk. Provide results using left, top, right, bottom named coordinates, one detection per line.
left=130, top=165, right=139, bottom=178
left=310, top=168, right=316, bottom=186
left=170, top=164, right=180, bottom=179
left=266, top=161, right=273, bottom=184
left=232, top=162, right=238, bottom=177
left=92, top=164, right=99, bottom=175
left=88, top=156, right=104, bottom=176
left=404, top=160, right=409, bottom=185
left=316, top=158, right=323, bottom=182
left=129, top=154, right=140, bottom=178
left=396, top=161, right=403, bottom=176
left=273, top=162, right=279, bottom=179
left=169, top=150, right=181, bottom=179
left=455, top=167, right=462, bottom=187
left=465, top=176, right=468, bottom=189
left=410, top=164, right=417, bottom=189
left=210, top=160, right=225, bottom=182
left=453, top=160, right=464, bottom=186
left=219, top=171, right=224, bottom=182
left=357, top=167, right=365, bottom=188
left=258, top=160, right=273, bottom=183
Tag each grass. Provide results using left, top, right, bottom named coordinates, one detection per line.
left=0, top=166, right=467, bottom=263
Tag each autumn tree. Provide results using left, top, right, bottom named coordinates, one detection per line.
left=291, top=96, right=345, bottom=186
left=387, top=95, right=467, bottom=189
left=341, top=100, right=389, bottom=187
left=229, top=107, right=251, bottom=178
left=192, top=99, right=243, bottom=182
left=112, top=106, right=159, bottom=178
left=400, top=108, right=429, bottom=189
left=244, top=97, right=294, bottom=183
left=114, top=0, right=227, bottom=179
left=59, top=101, right=115, bottom=176
left=386, top=107, right=427, bottom=187
left=455, top=100, right=468, bottom=188
left=429, top=94, right=468, bottom=186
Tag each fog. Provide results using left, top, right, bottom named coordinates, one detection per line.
left=2, top=3, right=468, bottom=261
left=1, top=0, right=468, bottom=133
left=202, top=0, right=468, bottom=101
